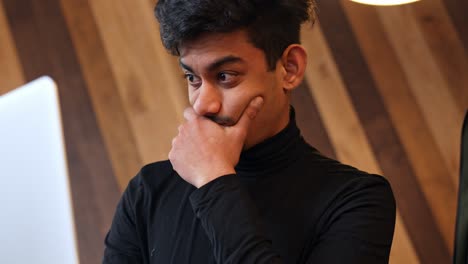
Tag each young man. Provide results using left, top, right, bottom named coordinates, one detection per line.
left=103, top=0, right=396, bottom=263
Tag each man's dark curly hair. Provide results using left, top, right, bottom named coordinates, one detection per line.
left=155, top=0, right=317, bottom=71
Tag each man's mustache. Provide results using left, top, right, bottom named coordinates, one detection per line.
left=206, top=115, right=236, bottom=127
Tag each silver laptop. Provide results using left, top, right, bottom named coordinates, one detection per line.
left=0, top=77, right=79, bottom=264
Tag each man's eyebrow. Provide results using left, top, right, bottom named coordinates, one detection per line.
left=207, top=56, right=245, bottom=72
left=179, top=55, right=245, bottom=73
left=179, top=60, right=194, bottom=73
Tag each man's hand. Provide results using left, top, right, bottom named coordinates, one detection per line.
left=168, top=97, right=264, bottom=188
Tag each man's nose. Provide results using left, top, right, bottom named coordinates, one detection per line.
left=193, top=83, right=222, bottom=116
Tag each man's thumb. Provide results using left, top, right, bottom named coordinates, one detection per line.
left=235, top=96, right=264, bottom=132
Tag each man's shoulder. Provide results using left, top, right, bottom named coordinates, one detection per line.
left=319, top=161, right=395, bottom=212
left=300, top=151, right=396, bottom=227
left=322, top=158, right=391, bottom=190
left=334, top=169, right=394, bottom=202
left=303, top=146, right=391, bottom=189
left=329, top=165, right=392, bottom=202
left=301, top=147, right=394, bottom=206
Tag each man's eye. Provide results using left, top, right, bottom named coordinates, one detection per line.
left=183, top=73, right=202, bottom=89
left=184, top=73, right=195, bottom=82
left=217, top=72, right=236, bottom=82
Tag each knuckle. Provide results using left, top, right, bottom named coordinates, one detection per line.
left=246, top=108, right=257, bottom=119
left=188, top=119, right=198, bottom=129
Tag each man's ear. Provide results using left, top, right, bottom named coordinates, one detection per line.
left=279, top=44, right=307, bottom=91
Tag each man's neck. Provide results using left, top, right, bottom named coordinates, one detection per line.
left=243, top=107, right=291, bottom=151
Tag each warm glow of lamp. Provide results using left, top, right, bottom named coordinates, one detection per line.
left=350, top=0, right=420, bottom=6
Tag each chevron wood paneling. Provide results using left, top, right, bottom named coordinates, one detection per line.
left=301, top=23, right=419, bottom=263
left=0, top=0, right=466, bottom=263
left=0, top=0, right=23, bottom=94
left=342, top=0, right=458, bottom=255
left=1, top=1, right=122, bottom=262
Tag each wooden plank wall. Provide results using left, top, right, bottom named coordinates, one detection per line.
left=0, top=0, right=466, bottom=263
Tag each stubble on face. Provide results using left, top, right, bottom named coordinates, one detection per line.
left=178, top=30, right=291, bottom=148
left=206, top=114, right=236, bottom=127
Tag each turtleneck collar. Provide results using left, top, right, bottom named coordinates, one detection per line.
left=235, top=106, right=305, bottom=178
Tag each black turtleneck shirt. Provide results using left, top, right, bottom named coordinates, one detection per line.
left=103, top=110, right=396, bottom=264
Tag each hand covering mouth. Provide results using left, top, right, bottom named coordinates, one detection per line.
left=207, top=115, right=236, bottom=127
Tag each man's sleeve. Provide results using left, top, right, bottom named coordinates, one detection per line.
left=189, top=174, right=396, bottom=264
left=304, top=176, right=396, bottom=263
left=103, top=175, right=144, bottom=264
left=189, top=175, right=282, bottom=263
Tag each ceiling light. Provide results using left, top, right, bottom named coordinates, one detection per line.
left=350, top=0, right=420, bottom=6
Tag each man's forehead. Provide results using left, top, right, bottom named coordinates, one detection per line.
left=179, top=55, right=246, bottom=72
left=177, top=30, right=265, bottom=71
left=178, top=30, right=253, bottom=57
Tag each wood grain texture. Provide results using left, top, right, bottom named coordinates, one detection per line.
left=411, top=0, right=468, bottom=114
left=291, top=81, right=337, bottom=159
left=342, top=0, right=457, bottom=253
left=313, top=1, right=452, bottom=262
left=2, top=0, right=121, bottom=263
left=87, top=0, right=186, bottom=166
left=59, top=0, right=143, bottom=191
left=301, top=24, right=419, bottom=264
left=1, top=0, right=466, bottom=263
left=443, top=0, right=468, bottom=54
left=0, top=0, right=23, bottom=95
left=377, top=4, right=463, bottom=189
